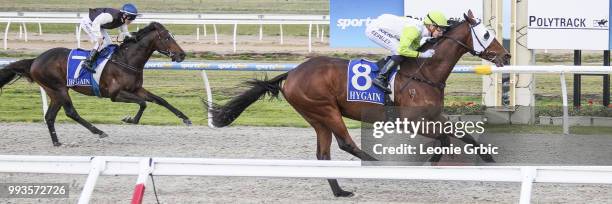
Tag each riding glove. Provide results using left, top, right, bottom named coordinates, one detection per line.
left=419, top=37, right=432, bottom=46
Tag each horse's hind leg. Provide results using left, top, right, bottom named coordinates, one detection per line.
left=45, top=102, right=62, bottom=146
left=325, top=113, right=377, bottom=161
left=112, top=90, right=146, bottom=124
left=137, top=88, right=191, bottom=125
left=311, top=121, right=354, bottom=197
left=293, top=102, right=355, bottom=197
left=43, top=89, right=63, bottom=146
left=60, top=91, right=107, bottom=138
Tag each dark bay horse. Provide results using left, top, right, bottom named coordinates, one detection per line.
left=0, top=22, right=190, bottom=146
left=210, top=10, right=510, bottom=197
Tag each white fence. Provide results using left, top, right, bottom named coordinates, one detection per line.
left=470, top=65, right=612, bottom=134
left=0, top=155, right=611, bottom=204
left=0, top=12, right=330, bottom=52
left=1, top=62, right=612, bottom=203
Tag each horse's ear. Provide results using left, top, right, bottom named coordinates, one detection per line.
left=463, top=13, right=472, bottom=24
left=468, top=9, right=474, bottom=18
left=464, top=12, right=476, bottom=24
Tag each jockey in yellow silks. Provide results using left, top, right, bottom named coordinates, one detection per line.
left=365, top=11, right=449, bottom=94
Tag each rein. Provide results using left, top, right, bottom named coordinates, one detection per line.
left=110, top=28, right=176, bottom=74
left=441, top=35, right=497, bottom=62
left=154, top=29, right=177, bottom=59
left=400, top=21, right=496, bottom=91
left=441, top=21, right=498, bottom=62
left=400, top=40, right=445, bottom=92
left=110, top=59, right=142, bottom=73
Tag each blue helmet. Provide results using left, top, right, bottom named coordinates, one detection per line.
left=121, top=3, right=139, bottom=17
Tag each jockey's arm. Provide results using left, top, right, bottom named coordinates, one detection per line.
left=119, top=24, right=132, bottom=38
left=397, top=26, right=420, bottom=58
left=91, top=13, right=114, bottom=40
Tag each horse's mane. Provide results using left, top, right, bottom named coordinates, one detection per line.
left=119, top=22, right=163, bottom=49
left=418, top=19, right=464, bottom=51
left=397, top=19, right=467, bottom=72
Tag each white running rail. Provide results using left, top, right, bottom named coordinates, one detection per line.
left=0, top=12, right=329, bottom=51
left=0, top=155, right=611, bottom=204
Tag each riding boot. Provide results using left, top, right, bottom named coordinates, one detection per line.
left=83, top=50, right=100, bottom=73
left=372, top=58, right=399, bottom=94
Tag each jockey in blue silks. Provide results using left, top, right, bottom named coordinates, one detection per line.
left=79, top=3, right=140, bottom=73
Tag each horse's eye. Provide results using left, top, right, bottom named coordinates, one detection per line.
left=484, top=31, right=490, bottom=40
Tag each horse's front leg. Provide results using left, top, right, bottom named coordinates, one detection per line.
left=431, top=114, right=496, bottom=163
left=422, top=114, right=454, bottom=164
left=111, top=90, right=147, bottom=124
left=136, top=88, right=191, bottom=126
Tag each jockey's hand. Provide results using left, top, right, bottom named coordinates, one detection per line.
left=123, top=35, right=136, bottom=42
left=419, top=49, right=435, bottom=58
left=95, top=37, right=104, bottom=48
left=419, top=37, right=432, bottom=46
left=120, top=32, right=132, bottom=38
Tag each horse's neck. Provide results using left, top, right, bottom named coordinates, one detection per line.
left=117, top=38, right=156, bottom=71
left=422, top=41, right=465, bottom=83
left=401, top=35, right=467, bottom=85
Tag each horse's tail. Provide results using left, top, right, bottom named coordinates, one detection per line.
left=0, top=59, right=35, bottom=90
left=208, top=72, right=288, bottom=127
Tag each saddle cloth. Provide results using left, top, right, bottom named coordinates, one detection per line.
left=66, top=45, right=117, bottom=96
left=346, top=58, right=398, bottom=105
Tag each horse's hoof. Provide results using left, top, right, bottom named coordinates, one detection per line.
left=334, top=191, right=354, bottom=197
left=183, top=119, right=192, bottom=126
left=99, top=132, right=109, bottom=138
left=53, top=142, right=62, bottom=147
left=480, top=154, right=495, bottom=163
left=122, top=116, right=136, bottom=124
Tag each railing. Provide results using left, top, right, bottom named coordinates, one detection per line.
left=0, top=155, right=610, bottom=204
left=0, top=12, right=330, bottom=52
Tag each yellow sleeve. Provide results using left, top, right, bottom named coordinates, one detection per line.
left=397, top=26, right=420, bottom=58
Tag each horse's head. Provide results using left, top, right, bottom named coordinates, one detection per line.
left=129, top=22, right=186, bottom=62
left=443, top=10, right=511, bottom=67
left=151, top=22, right=186, bottom=62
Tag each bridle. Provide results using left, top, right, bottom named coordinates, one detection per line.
left=154, top=29, right=178, bottom=59
left=440, top=21, right=498, bottom=62
left=401, top=20, right=498, bottom=92
left=110, top=28, right=180, bottom=73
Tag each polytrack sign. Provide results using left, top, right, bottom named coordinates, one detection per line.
left=527, top=0, right=610, bottom=50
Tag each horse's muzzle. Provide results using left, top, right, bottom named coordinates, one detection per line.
left=173, top=52, right=186, bottom=62
left=501, top=54, right=511, bottom=65
left=494, top=54, right=511, bottom=67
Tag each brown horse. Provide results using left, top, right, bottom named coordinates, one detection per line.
left=0, top=22, right=190, bottom=146
left=209, top=10, right=510, bottom=197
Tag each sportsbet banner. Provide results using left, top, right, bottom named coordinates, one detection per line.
left=403, top=0, right=483, bottom=24
left=330, top=0, right=483, bottom=48
left=329, top=0, right=404, bottom=48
